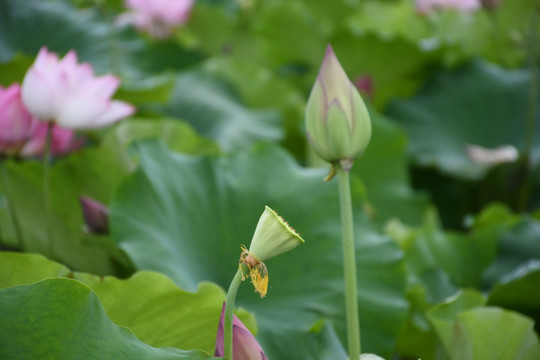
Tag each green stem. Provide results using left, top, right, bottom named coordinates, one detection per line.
left=0, top=159, right=24, bottom=249
left=224, top=268, right=244, bottom=360
left=336, top=163, right=361, bottom=359
left=524, top=12, right=538, bottom=159
left=43, top=122, right=54, bottom=259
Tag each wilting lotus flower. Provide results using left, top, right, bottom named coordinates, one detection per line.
left=0, top=83, right=80, bottom=157
left=415, top=0, right=481, bottom=13
left=21, top=47, right=134, bottom=130
left=215, top=303, right=268, bottom=360
left=240, top=206, right=304, bottom=297
left=305, top=45, right=372, bottom=170
left=117, top=0, right=195, bottom=39
left=79, top=196, right=109, bottom=234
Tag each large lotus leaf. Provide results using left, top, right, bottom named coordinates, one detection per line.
left=159, top=71, right=283, bottom=151
left=0, top=155, right=128, bottom=275
left=101, top=118, right=221, bottom=172
left=389, top=203, right=513, bottom=291
left=482, top=216, right=540, bottom=287
left=451, top=308, right=540, bottom=360
left=387, top=60, right=540, bottom=180
left=0, top=251, right=256, bottom=354
left=347, top=1, right=430, bottom=45
left=0, top=251, right=70, bottom=289
left=0, top=278, right=216, bottom=359
left=186, top=2, right=257, bottom=58
left=203, top=56, right=306, bottom=157
left=488, top=260, right=540, bottom=327
left=427, top=287, right=540, bottom=360
left=427, top=289, right=486, bottom=356
left=254, top=1, right=327, bottom=69
left=76, top=272, right=229, bottom=353
left=110, top=141, right=408, bottom=359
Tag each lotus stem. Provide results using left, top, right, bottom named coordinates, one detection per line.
left=337, top=163, right=361, bottom=359
left=43, top=122, right=54, bottom=258
left=0, top=159, right=24, bottom=249
left=224, top=268, right=244, bottom=360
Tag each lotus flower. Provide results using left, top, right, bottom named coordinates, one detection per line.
left=0, top=83, right=39, bottom=155
left=79, top=196, right=109, bottom=234
left=21, top=47, right=134, bottom=130
left=305, top=45, right=372, bottom=169
left=214, top=303, right=268, bottom=360
left=415, top=0, right=481, bottom=13
left=0, top=83, right=80, bottom=157
left=117, top=0, right=195, bottom=39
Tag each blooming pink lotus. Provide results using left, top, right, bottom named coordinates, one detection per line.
left=0, top=83, right=80, bottom=157
left=0, top=83, right=38, bottom=155
left=416, top=0, right=481, bottom=13
left=215, top=303, right=268, bottom=360
left=21, top=47, right=134, bottom=130
left=117, top=0, right=195, bottom=39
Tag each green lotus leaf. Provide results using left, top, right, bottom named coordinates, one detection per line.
left=110, top=141, right=408, bottom=359
left=0, top=278, right=216, bottom=359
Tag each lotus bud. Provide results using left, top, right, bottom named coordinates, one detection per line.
left=240, top=206, right=304, bottom=297
left=214, top=303, right=268, bottom=360
left=79, top=196, right=109, bottom=234
left=305, top=45, right=372, bottom=174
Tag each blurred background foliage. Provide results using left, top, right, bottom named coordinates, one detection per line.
left=1, top=0, right=540, bottom=359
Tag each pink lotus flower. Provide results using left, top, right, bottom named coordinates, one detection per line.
left=214, top=303, right=268, bottom=360
left=21, top=47, right=134, bottom=130
left=416, top=0, right=481, bottom=13
left=0, top=83, right=39, bottom=155
left=117, top=0, right=195, bottom=39
left=0, top=83, right=80, bottom=157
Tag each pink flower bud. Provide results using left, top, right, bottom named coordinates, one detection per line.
left=116, top=0, right=195, bottom=39
left=0, top=84, right=40, bottom=155
left=214, top=303, right=268, bottom=360
left=21, top=47, right=135, bottom=129
left=79, top=196, right=109, bottom=234
left=354, top=74, right=375, bottom=101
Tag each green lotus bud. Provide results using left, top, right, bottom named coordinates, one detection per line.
left=239, top=206, right=304, bottom=297
left=305, top=45, right=372, bottom=172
